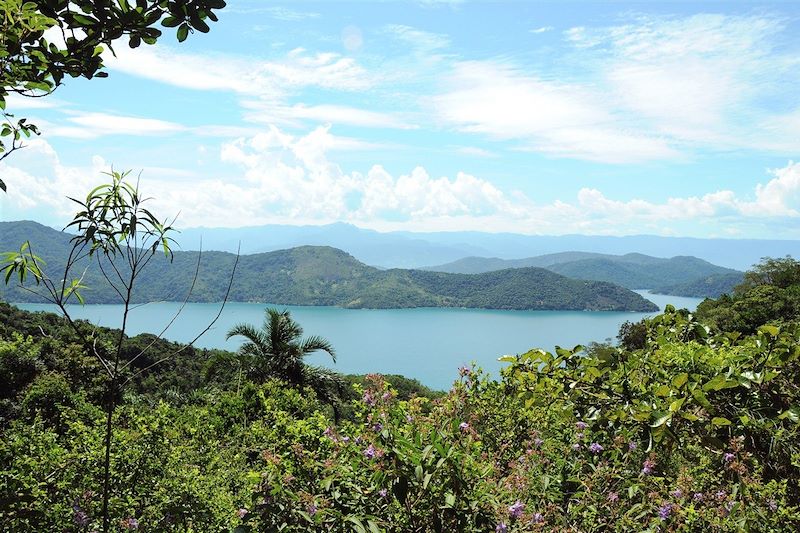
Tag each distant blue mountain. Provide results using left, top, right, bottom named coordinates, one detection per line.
left=173, top=223, right=800, bottom=271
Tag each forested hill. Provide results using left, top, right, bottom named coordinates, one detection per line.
left=423, top=252, right=743, bottom=298
left=0, top=221, right=657, bottom=311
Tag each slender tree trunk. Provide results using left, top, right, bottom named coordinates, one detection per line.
left=101, top=379, right=117, bottom=533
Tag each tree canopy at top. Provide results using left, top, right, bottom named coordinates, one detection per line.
left=0, top=0, right=226, bottom=190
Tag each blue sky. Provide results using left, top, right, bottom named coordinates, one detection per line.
left=1, top=0, right=799, bottom=238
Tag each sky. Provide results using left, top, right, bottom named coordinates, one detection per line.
left=1, top=0, right=799, bottom=239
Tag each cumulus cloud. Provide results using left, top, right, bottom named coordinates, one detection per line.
left=3, top=129, right=800, bottom=237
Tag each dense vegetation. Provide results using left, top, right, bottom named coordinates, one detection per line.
left=696, top=256, right=800, bottom=334
left=425, top=252, right=743, bottom=298
left=0, top=221, right=657, bottom=311
left=2, top=256, right=800, bottom=531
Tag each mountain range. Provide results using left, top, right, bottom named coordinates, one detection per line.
left=172, top=222, right=800, bottom=271
left=422, top=253, right=744, bottom=298
left=0, top=221, right=657, bottom=311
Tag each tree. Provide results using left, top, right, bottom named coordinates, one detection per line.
left=0, top=0, right=227, bottom=190
left=738, top=256, right=800, bottom=292
left=1, top=170, right=237, bottom=532
left=226, top=308, right=347, bottom=418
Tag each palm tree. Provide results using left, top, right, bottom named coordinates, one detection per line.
left=225, top=308, right=346, bottom=418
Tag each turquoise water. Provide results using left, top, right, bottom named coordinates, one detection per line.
left=14, top=291, right=702, bottom=390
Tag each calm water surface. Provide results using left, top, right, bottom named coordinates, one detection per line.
left=15, top=291, right=702, bottom=390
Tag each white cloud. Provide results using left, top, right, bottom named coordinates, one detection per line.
left=455, top=146, right=495, bottom=158
left=3, top=93, right=61, bottom=110
left=384, top=24, right=450, bottom=51
left=4, top=129, right=800, bottom=238
left=66, top=112, right=185, bottom=136
left=574, top=14, right=799, bottom=152
left=432, top=60, right=679, bottom=163
left=39, top=112, right=258, bottom=140
left=104, top=45, right=371, bottom=100
left=240, top=101, right=417, bottom=130
left=432, top=14, right=800, bottom=162
left=530, top=26, right=553, bottom=34
left=261, top=7, right=320, bottom=21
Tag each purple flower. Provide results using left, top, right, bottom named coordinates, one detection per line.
left=533, top=437, right=544, bottom=447
left=379, top=488, right=388, bottom=498
left=628, top=441, right=638, bottom=451
left=341, top=436, right=350, bottom=443
left=715, top=490, right=728, bottom=501
left=642, top=458, right=655, bottom=475
left=670, top=489, right=683, bottom=499
left=768, top=500, right=778, bottom=512
left=589, top=442, right=603, bottom=454
left=575, top=432, right=584, bottom=440
left=323, top=426, right=333, bottom=437
left=723, top=452, right=735, bottom=463
left=459, top=365, right=472, bottom=377
left=120, top=518, right=139, bottom=530
left=236, top=508, right=248, bottom=519
left=576, top=421, right=588, bottom=430
left=363, top=391, right=376, bottom=407
left=364, top=444, right=376, bottom=459
left=658, top=503, right=673, bottom=521
left=532, top=512, right=544, bottom=523
left=382, top=391, right=391, bottom=401
left=508, top=500, right=525, bottom=519
left=607, top=492, right=619, bottom=503
left=495, top=523, right=508, bottom=533
left=572, top=443, right=582, bottom=451
left=373, top=422, right=383, bottom=432
left=693, top=492, right=704, bottom=502
left=73, top=509, right=90, bottom=527
left=459, top=421, right=470, bottom=432
left=308, top=503, right=318, bottom=516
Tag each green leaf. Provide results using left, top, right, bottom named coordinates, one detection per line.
left=672, top=372, right=689, bottom=389
left=177, top=23, right=189, bottom=42
left=650, top=411, right=671, bottom=428
left=669, top=397, right=685, bottom=413
left=653, top=384, right=671, bottom=397
left=778, top=407, right=800, bottom=423
left=711, top=417, right=732, bottom=426
left=758, top=325, right=779, bottom=337
left=444, top=492, right=456, bottom=507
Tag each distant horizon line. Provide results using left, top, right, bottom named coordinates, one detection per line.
left=3, top=218, right=799, bottom=243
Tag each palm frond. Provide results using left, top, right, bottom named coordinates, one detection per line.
left=299, top=335, right=336, bottom=363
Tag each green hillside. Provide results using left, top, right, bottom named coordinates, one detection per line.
left=424, top=252, right=743, bottom=298
left=0, top=221, right=657, bottom=311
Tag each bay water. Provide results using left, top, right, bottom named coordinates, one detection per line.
left=15, top=291, right=702, bottom=390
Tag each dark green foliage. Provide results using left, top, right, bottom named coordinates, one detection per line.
left=696, top=256, right=800, bottom=334
left=3, top=258, right=800, bottom=531
left=652, top=272, right=744, bottom=298
left=0, top=221, right=658, bottom=311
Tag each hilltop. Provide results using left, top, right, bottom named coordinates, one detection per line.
left=0, top=221, right=657, bottom=311
left=423, top=252, right=743, bottom=298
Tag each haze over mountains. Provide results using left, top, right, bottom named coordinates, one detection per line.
left=173, top=223, right=800, bottom=271
left=0, top=221, right=657, bottom=311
